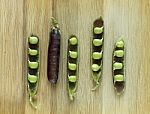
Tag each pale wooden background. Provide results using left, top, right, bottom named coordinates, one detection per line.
left=0, top=0, right=150, bottom=114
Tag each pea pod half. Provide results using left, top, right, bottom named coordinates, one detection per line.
left=91, top=17, right=104, bottom=90
left=27, top=35, right=40, bottom=109
left=112, top=38, right=125, bottom=95
left=67, top=35, right=79, bottom=100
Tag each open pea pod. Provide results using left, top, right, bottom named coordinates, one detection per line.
left=67, top=35, right=79, bottom=100
left=91, top=17, right=104, bottom=90
left=27, top=35, right=40, bottom=109
left=112, top=38, right=125, bottom=95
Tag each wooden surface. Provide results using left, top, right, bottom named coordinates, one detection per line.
left=0, top=0, right=150, bottom=114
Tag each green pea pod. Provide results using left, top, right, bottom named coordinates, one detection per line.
left=67, top=35, right=79, bottom=100
left=91, top=17, right=104, bottom=90
left=27, top=35, right=40, bottom=109
left=112, top=37, right=125, bottom=95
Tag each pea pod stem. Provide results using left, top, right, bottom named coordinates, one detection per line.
left=51, top=17, right=58, bottom=27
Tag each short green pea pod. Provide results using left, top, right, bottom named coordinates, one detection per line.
left=27, top=35, right=40, bottom=109
left=67, top=35, right=79, bottom=100
left=91, top=17, right=104, bottom=91
left=112, top=38, right=125, bottom=95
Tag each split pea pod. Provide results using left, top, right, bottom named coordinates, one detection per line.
left=112, top=38, right=125, bottom=95
left=67, top=35, right=79, bottom=100
left=27, top=35, right=40, bottom=109
left=91, top=17, right=104, bottom=90
left=47, top=18, right=61, bottom=84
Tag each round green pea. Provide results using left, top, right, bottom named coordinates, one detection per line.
left=29, top=36, right=39, bottom=44
left=28, top=48, right=38, bottom=56
left=92, top=64, right=101, bottom=71
left=28, top=61, right=39, bottom=69
left=92, top=52, right=102, bottom=59
left=28, top=74, right=38, bottom=83
left=68, top=63, right=77, bottom=70
left=116, top=40, right=124, bottom=48
left=113, top=62, right=123, bottom=70
left=69, top=51, right=78, bottom=59
left=114, top=50, right=124, bottom=57
left=94, top=27, right=103, bottom=34
left=68, top=75, right=77, bottom=82
left=114, top=74, right=124, bottom=82
left=69, top=37, right=78, bottom=45
left=93, top=39, right=103, bottom=46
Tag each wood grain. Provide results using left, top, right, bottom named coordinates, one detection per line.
left=0, top=0, right=150, bottom=114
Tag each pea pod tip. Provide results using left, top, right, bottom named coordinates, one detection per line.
left=29, top=96, right=37, bottom=109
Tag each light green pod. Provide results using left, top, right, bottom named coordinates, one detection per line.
left=114, top=75, right=124, bottom=82
left=28, top=74, right=38, bottom=83
left=114, top=50, right=124, bottom=57
left=92, top=64, right=101, bottom=71
left=28, top=48, right=38, bottom=56
left=68, top=75, right=77, bottom=82
left=93, top=39, right=103, bottom=46
left=92, top=52, right=102, bottom=59
left=29, top=36, right=39, bottom=44
left=94, top=27, right=103, bottom=34
left=69, top=37, right=78, bottom=45
left=116, top=40, right=124, bottom=48
left=69, top=51, right=78, bottom=59
left=28, top=61, right=39, bottom=69
left=68, top=63, right=77, bottom=70
left=113, top=62, right=123, bottom=70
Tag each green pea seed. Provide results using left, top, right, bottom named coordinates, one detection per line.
left=113, top=62, right=123, bottom=70
left=28, top=61, right=39, bottom=69
left=68, top=63, right=77, bottom=70
left=28, top=48, right=38, bottom=56
left=94, top=27, right=103, bottom=34
left=69, top=37, right=78, bottom=45
left=114, top=74, right=124, bottom=82
left=69, top=51, right=78, bottom=59
left=92, top=52, right=102, bottom=59
left=92, top=64, right=101, bottom=71
left=114, top=50, right=124, bottom=57
left=29, top=36, right=39, bottom=44
left=93, top=39, right=103, bottom=46
left=68, top=75, right=77, bottom=82
left=28, top=74, right=38, bottom=83
left=116, top=40, right=124, bottom=48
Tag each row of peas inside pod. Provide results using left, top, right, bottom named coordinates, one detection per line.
left=67, top=36, right=79, bottom=100
left=91, top=17, right=104, bottom=90
left=27, top=35, right=40, bottom=109
left=113, top=38, right=125, bottom=95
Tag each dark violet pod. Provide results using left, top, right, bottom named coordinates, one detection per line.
left=91, top=17, right=104, bottom=90
left=27, top=35, right=40, bottom=109
left=112, top=37, right=125, bottom=95
left=47, top=18, right=61, bottom=84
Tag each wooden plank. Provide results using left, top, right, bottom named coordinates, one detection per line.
left=0, top=0, right=150, bottom=114
left=103, top=0, right=150, bottom=114
left=52, top=0, right=104, bottom=114
left=24, top=0, right=52, bottom=113
left=0, top=0, right=24, bottom=114
left=137, top=0, right=150, bottom=113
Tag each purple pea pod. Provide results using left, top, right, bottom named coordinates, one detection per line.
left=47, top=18, right=61, bottom=84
